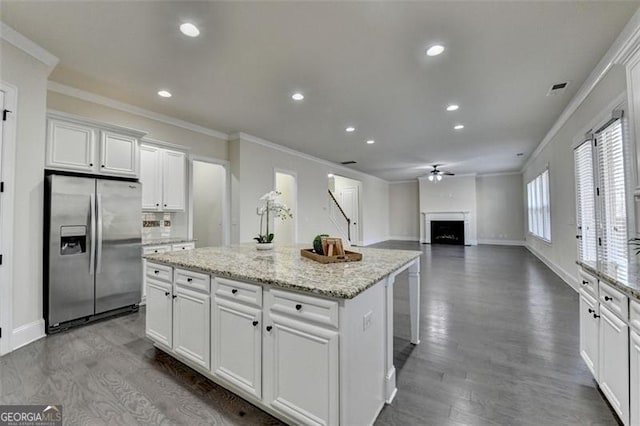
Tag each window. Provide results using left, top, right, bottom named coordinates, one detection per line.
left=574, top=141, right=597, bottom=263
left=527, top=169, right=551, bottom=241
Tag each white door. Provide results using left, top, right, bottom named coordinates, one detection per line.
left=140, top=145, right=162, bottom=210
left=599, top=305, right=630, bottom=425
left=99, top=131, right=138, bottom=177
left=173, top=286, right=210, bottom=369
left=162, top=150, right=186, bottom=211
left=211, top=297, right=262, bottom=398
left=46, top=118, right=96, bottom=172
left=145, top=279, right=173, bottom=348
left=631, top=330, right=640, bottom=426
left=579, top=291, right=599, bottom=380
left=263, top=313, right=339, bottom=426
left=339, top=186, right=359, bottom=244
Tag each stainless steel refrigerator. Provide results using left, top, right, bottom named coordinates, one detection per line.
left=45, top=174, right=142, bottom=333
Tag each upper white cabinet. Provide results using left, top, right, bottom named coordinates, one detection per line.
left=46, top=112, right=144, bottom=178
left=140, top=143, right=186, bottom=212
left=627, top=50, right=640, bottom=193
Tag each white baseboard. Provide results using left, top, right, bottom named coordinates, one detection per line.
left=387, top=235, right=420, bottom=241
left=12, top=319, right=45, bottom=351
left=525, top=244, right=578, bottom=291
left=478, top=239, right=526, bottom=246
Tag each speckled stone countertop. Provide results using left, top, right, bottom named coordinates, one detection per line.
left=142, top=238, right=196, bottom=247
left=145, top=244, right=422, bottom=299
left=577, top=260, right=640, bottom=300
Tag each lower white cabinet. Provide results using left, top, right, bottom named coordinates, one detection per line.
left=173, top=285, right=210, bottom=369
left=579, top=290, right=599, bottom=380
left=145, top=278, right=173, bottom=348
left=599, top=304, right=630, bottom=425
left=631, top=330, right=640, bottom=426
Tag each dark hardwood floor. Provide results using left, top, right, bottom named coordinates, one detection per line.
left=0, top=243, right=618, bottom=425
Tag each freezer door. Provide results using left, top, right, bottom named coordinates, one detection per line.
left=48, top=175, right=96, bottom=325
left=95, top=179, right=142, bottom=314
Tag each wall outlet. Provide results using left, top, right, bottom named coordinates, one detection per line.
left=363, top=311, right=373, bottom=331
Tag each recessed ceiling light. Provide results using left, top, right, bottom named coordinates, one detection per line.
left=291, top=92, right=304, bottom=101
left=426, top=44, right=445, bottom=56
left=454, top=124, right=464, bottom=130
left=446, top=104, right=459, bottom=112
left=366, top=140, right=375, bottom=144
left=157, top=90, right=172, bottom=98
left=345, top=126, right=356, bottom=133
left=180, top=23, right=200, bottom=37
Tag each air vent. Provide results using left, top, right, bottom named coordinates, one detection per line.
left=547, top=81, right=570, bottom=96
left=340, top=161, right=357, bottom=165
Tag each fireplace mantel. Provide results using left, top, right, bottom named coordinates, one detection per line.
left=421, top=211, right=472, bottom=245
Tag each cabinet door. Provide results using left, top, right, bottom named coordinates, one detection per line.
left=579, top=291, right=599, bottom=380
left=263, top=313, right=339, bottom=426
left=100, top=131, right=139, bottom=177
left=162, top=150, right=186, bottom=211
left=140, top=145, right=162, bottom=210
left=173, top=286, right=210, bottom=369
left=145, top=279, right=173, bottom=348
left=632, top=330, right=640, bottom=426
left=211, top=297, right=262, bottom=398
left=627, top=51, right=640, bottom=192
left=46, top=118, right=96, bottom=172
left=599, top=305, right=630, bottom=425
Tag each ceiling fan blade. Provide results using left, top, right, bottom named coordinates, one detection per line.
left=442, top=171, right=455, bottom=176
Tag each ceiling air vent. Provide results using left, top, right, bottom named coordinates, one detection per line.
left=340, top=161, right=357, bottom=165
left=547, top=81, right=570, bottom=96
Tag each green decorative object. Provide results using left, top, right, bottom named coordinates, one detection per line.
left=313, top=234, right=329, bottom=255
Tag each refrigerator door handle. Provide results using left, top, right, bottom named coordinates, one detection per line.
left=89, top=193, right=96, bottom=274
left=96, top=193, right=103, bottom=274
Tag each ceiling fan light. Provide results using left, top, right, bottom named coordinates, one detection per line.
left=428, top=175, right=434, bottom=181
left=436, top=175, right=443, bottom=181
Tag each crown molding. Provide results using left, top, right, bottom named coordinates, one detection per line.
left=522, top=5, right=640, bottom=173
left=389, top=179, right=419, bottom=184
left=477, top=171, right=522, bottom=178
left=47, top=81, right=229, bottom=141
left=0, top=21, right=59, bottom=70
left=230, top=132, right=390, bottom=184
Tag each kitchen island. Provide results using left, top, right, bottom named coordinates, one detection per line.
left=144, top=244, right=421, bottom=426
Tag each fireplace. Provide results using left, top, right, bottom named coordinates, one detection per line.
left=430, top=220, right=464, bottom=245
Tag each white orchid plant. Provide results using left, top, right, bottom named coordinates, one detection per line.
left=254, top=190, right=293, bottom=244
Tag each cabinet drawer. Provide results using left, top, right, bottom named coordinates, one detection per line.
left=143, top=245, right=172, bottom=255
left=215, top=278, right=262, bottom=307
left=578, top=268, right=598, bottom=298
left=175, top=268, right=210, bottom=294
left=631, top=300, right=640, bottom=333
left=172, top=242, right=195, bottom=251
left=599, top=281, right=628, bottom=321
left=146, top=262, right=172, bottom=283
left=268, top=289, right=339, bottom=329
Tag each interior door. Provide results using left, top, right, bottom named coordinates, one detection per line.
left=95, top=179, right=142, bottom=314
left=340, top=186, right=359, bottom=244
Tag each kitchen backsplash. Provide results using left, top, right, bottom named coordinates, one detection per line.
left=142, top=212, right=174, bottom=240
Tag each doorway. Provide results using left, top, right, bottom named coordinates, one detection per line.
left=274, top=169, right=297, bottom=244
left=190, top=159, right=228, bottom=248
left=329, top=175, right=362, bottom=245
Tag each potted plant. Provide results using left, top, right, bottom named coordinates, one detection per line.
left=254, top=190, right=292, bottom=250
left=631, top=238, right=640, bottom=257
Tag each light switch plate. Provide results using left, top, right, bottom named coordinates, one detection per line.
left=363, top=311, right=373, bottom=331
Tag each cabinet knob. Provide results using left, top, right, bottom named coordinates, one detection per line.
left=252, top=321, right=259, bottom=327
left=164, top=204, right=167, bottom=207
left=593, top=313, right=600, bottom=319
left=604, top=296, right=613, bottom=302
left=164, top=291, right=170, bottom=296
left=581, top=280, right=588, bottom=285
left=295, top=304, right=302, bottom=311
left=231, top=289, right=238, bottom=294
left=89, top=163, right=93, bottom=167
left=266, top=325, right=272, bottom=332
left=154, top=270, right=159, bottom=274
left=588, top=308, right=595, bottom=314
left=187, top=278, right=192, bottom=282
left=101, top=165, right=105, bottom=168
left=156, top=203, right=160, bottom=207
left=172, top=295, right=177, bottom=299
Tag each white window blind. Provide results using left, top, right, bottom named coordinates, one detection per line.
left=596, top=118, right=628, bottom=271
left=527, top=169, right=551, bottom=241
left=574, top=141, right=597, bottom=262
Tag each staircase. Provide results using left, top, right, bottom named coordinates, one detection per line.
left=327, top=189, right=352, bottom=246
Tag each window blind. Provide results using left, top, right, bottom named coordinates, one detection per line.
left=527, top=169, right=551, bottom=241
left=574, top=141, right=597, bottom=262
left=596, top=118, right=628, bottom=271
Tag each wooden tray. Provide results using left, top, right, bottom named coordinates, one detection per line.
left=300, top=248, right=363, bottom=264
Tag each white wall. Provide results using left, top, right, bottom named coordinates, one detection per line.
left=274, top=171, right=296, bottom=244
left=230, top=135, right=390, bottom=246
left=389, top=181, right=420, bottom=241
left=419, top=176, right=478, bottom=244
left=476, top=174, right=525, bottom=244
left=1, top=41, right=53, bottom=335
left=523, top=65, right=628, bottom=287
left=193, top=161, right=226, bottom=247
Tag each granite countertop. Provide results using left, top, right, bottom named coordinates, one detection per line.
left=145, top=244, right=422, bottom=299
left=577, top=260, right=640, bottom=300
left=142, top=238, right=196, bottom=247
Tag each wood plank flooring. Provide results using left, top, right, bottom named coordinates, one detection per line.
left=0, top=243, right=619, bottom=425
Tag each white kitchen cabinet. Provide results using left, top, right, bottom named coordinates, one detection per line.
left=631, top=330, right=640, bottom=426
left=46, top=118, right=96, bottom=172
left=211, top=297, right=262, bottom=398
left=579, top=290, right=599, bottom=380
left=173, top=285, right=210, bottom=369
left=99, top=131, right=138, bottom=177
left=140, top=145, right=162, bottom=210
left=145, top=278, right=173, bottom=348
left=140, top=143, right=186, bottom=212
left=599, top=304, right=630, bottom=425
left=162, top=149, right=186, bottom=211
left=626, top=49, right=640, bottom=193
left=263, top=311, right=339, bottom=426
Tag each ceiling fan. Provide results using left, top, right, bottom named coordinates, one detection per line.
left=427, top=164, right=455, bottom=182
